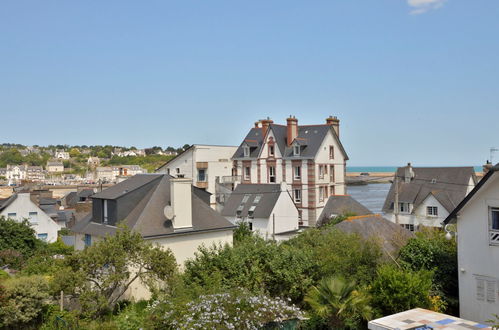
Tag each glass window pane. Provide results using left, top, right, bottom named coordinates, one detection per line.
left=491, top=209, right=499, bottom=230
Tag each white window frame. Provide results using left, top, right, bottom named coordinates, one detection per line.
left=294, top=166, right=301, bottom=180
left=293, top=145, right=300, bottom=156
left=29, top=211, right=38, bottom=224
left=103, top=200, right=108, bottom=224
left=329, top=146, right=334, bottom=159
left=399, top=202, right=410, bottom=214
left=319, top=165, right=325, bottom=179
left=489, top=207, right=499, bottom=245
left=426, top=206, right=438, bottom=217
left=243, top=146, right=250, bottom=157
left=253, top=195, right=262, bottom=204
left=244, top=167, right=251, bottom=180
left=293, top=189, right=302, bottom=203
left=248, top=205, right=256, bottom=219
left=269, top=145, right=275, bottom=157
left=269, top=166, right=276, bottom=183
left=7, top=212, right=16, bottom=218
left=319, top=186, right=324, bottom=202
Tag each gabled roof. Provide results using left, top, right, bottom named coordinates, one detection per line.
left=317, top=195, right=372, bottom=226
left=382, top=166, right=476, bottom=214
left=232, top=122, right=349, bottom=160
left=221, top=184, right=291, bottom=219
left=72, top=174, right=235, bottom=238
left=444, top=164, right=499, bottom=225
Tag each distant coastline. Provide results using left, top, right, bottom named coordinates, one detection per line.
left=347, top=166, right=483, bottom=173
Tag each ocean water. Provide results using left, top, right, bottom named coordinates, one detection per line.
left=347, top=183, right=391, bottom=214
left=347, top=166, right=483, bottom=173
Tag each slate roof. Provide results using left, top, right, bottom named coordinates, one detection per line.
left=0, top=195, right=17, bottom=211
left=382, top=166, right=476, bottom=214
left=335, top=214, right=413, bottom=254
left=444, top=164, right=499, bottom=224
left=71, top=174, right=235, bottom=238
left=233, top=123, right=349, bottom=160
left=317, top=195, right=372, bottom=226
left=221, top=184, right=290, bottom=219
left=78, top=189, right=95, bottom=199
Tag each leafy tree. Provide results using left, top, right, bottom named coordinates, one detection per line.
left=0, top=275, right=50, bottom=328
left=183, top=235, right=316, bottom=303
left=233, top=221, right=254, bottom=244
left=0, top=216, right=42, bottom=267
left=182, top=144, right=191, bottom=151
left=370, top=264, right=438, bottom=315
left=54, top=226, right=177, bottom=317
left=305, top=276, right=373, bottom=329
left=398, top=228, right=458, bottom=313
left=284, top=228, right=382, bottom=285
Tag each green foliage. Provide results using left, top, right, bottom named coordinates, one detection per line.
left=305, top=276, right=373, bottom=329
left=53, top=226, right=177, bottom=318
left=106, top=154, right=174, bottom=172
left=398, top=228, right=458, bottom=312
left=113, top=302, right=149, bottom=330
left=285, top=228, right=382, bottom=285
left=0, top=275, right=50, bottom=328
left=370, top=264, right=435, bottom=315
left=149, top=289, right=303, bottom=329
left=0, top=216, right=43, bottom=268
left=233, top=221, right=254, bottom=244
left=183, top=235, right=316, bottom=303
left=0, top=148, right=50, bottom=167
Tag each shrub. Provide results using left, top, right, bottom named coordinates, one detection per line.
left=0, top=216, right=44, bottom=268
left=149, top=290, right=303, bottom=329
left=0, top=275, right=50, bottom=328
left=370, top=264, right=436, bottom=315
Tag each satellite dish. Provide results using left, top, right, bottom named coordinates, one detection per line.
left=163, top=206, right=175, bottom=221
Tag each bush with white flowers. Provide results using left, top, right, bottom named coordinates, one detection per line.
left=149, top=290, right=303, bottom=329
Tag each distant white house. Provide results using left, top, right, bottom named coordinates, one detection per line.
left=112, top=165, right=147, bottom=178
left=87, top=157, right=100, bottom=168
left=156, top=145, right=238, bottom=208
left=221, top=183, right=300, bottom=240
left=95, top=167, right=115, bottom=182
left=444, top=164, right=499, bottom=324
left=0, top=193, right=60, bottom=242
left=55, top=150, right=70, bottom=160
left=5, top=165, right=46, bottom=183
left=382, top=164, right=476, bottom=231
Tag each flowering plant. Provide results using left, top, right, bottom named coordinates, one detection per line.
left=149, top=290, right=303, bottom=329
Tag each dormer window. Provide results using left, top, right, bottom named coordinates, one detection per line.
left=248, top=205, right=256, bottom=219
left=269, top=146, right=275, bottom=157
left=293, top=145, right=300, bottom=156
left=243, top=145, right=250, bottom=157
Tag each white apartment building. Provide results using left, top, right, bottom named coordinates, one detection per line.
left=231, top=116, right=348, bottom=226
left=156, top=145, right=238, bottom=208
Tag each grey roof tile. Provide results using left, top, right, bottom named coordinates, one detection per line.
left=221, top=184, right=288, bottom=218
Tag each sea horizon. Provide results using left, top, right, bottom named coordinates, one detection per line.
left=347, top=166, right=483, bottom=173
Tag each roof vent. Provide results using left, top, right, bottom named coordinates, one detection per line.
left=431, top=178, right=437, bottom=184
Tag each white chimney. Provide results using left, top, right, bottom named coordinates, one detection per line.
left=170, top=177, right=193, bottom=229
left=404, top=163, right=414, bottom=183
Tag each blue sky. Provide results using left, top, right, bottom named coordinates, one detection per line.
left=1, top=1, right=498, bottom=166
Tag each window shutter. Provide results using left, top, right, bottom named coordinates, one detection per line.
left=486, top=280, right=496, bottom=303
left=476, top=278, right=485, bottom=301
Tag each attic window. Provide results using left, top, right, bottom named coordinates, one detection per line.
left=248, top=205, right=256, bottom=219
left=243, top=146, right=250, bottom=157
left=293, top=145, right=300, bottom=156
left=242, top=194, right=250, bottom=203
left=236, top=204, right=244, bottom=218
left=253, top=195, right=262, bottom=204
left=269, top=146, right=275, bottom=156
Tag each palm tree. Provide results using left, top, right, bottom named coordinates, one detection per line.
left=305, top=276, right=373, bottom=329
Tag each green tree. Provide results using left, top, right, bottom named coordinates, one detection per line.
left=398, top=228, right=458, bottom=313
left=0, top=216, right=42, bottom=268
left=305, top=276, right=373, bottom=329
left=0, top=275, right=50, bottom=328
left=370, top=264, right=437, bottom=315
left=54, top=226, right=177, bottom=317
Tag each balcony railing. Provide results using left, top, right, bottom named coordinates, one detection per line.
left=490, top=230, right=499, bottom=245
left=221, top=175, right=241, bottom=184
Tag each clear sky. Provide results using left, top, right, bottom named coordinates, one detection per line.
left=1, top=1, right=498, bottom=166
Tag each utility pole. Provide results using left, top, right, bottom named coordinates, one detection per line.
left=394, top=174, right=399, bottom=225
left=272, top=214, right=275, bottom=241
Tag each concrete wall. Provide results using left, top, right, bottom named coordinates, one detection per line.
left=0, top=193, right=60, bottom=243
left=455, top=174, right=499, bottom=323
left=126, top=229, right=234, bottom=300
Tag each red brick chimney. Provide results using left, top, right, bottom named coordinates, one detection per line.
left=286, top=115, right=298, bottom=146
left=326, top=115, right=340, bottom=137
left=261, top=117, right=273, bottom=137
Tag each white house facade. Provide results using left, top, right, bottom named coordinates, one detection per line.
left=383, top=165, right=476, bottom=231
left=0, top=193, right=60, bottom=242
left=221, top=183, right=299, bottom=240
left=231, top=116, right=348, bottom=226
left=156, top=145, right=238, bottom=208
left=444, top=165, right=499, bottom=324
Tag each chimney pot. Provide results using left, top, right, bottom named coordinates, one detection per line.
left=286, top=116, right=298, bottom=146
left=326, top=116, right=340, bottom=137
left=170, top=177, right=193, bottom=229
